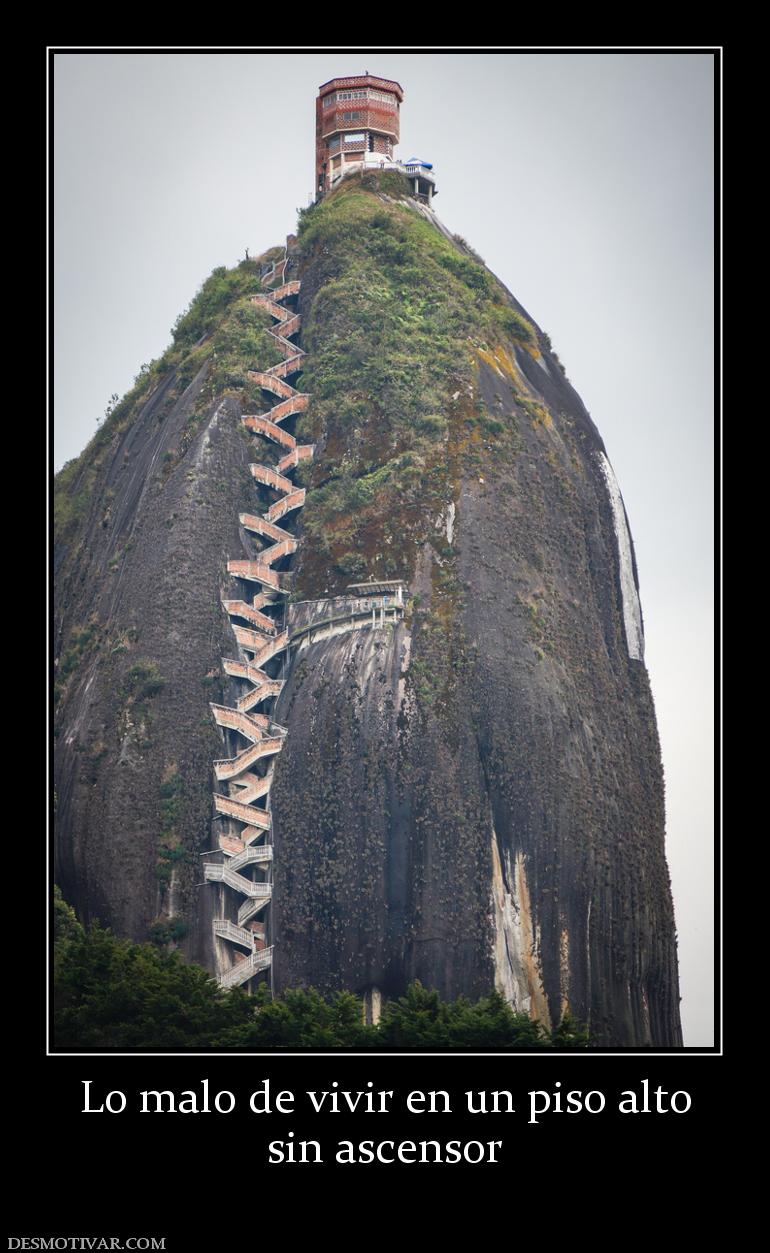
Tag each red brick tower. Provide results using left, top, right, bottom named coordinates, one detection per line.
left=315, top=74, right=404, bottom=198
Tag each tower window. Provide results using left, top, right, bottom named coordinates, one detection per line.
left=368, top=88, right=397, bottom=105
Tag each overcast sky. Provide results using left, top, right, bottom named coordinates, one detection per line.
left=53, top=49, right=716, bottom=1046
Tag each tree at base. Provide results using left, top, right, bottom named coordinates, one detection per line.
left=53, top=889, right=588, bottom=1050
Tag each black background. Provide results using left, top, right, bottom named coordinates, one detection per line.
left=10, top=1049, right=728, bottom=1235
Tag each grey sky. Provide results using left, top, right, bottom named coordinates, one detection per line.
left=53, top=50, right=715, bottom=1045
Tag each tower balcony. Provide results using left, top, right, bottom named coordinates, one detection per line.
left=330, top=155, right=437, bottom=202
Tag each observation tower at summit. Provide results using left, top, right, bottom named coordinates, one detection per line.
left=315, top=73, right=437, bottom=204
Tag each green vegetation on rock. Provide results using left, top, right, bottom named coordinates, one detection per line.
left=155, top=767, right=189, bottom=892
left=54, top=253, right=283, bottom=550
left=54, top=617, right=101, bottom=705
left=121, top=658, right=165, bottom=703
left=293, top=171, right=539, bottom=593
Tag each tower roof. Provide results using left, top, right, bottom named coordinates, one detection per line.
left=317, top=74, right=404, bottom=102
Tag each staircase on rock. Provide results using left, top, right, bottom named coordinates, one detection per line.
left=204, top=248, right=313, bottom=990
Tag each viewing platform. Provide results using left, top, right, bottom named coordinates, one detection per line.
left=330, top=156, right=437, bottom=203
left=286, top=581, right=408, bottom=651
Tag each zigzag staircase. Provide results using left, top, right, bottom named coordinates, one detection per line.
left=205, top=246, right=312, bottom=990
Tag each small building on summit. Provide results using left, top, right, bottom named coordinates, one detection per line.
left=315, top=74, right=437, bottom=203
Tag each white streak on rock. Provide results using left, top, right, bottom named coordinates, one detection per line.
left=446, top=501, right=455, bottom=545
left=397, top=634, right=411, bottom=713
left=560, top=928, right=570, bottom=1018
left=363, top=986, right=382, bottom=1026
left=434, top=502, right=455, bottom=546
left=490, top=833, right=551, bottom=1027
left=596, top=451, right=644, bottom=660
left=193, top=400, right=224, bottom=470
